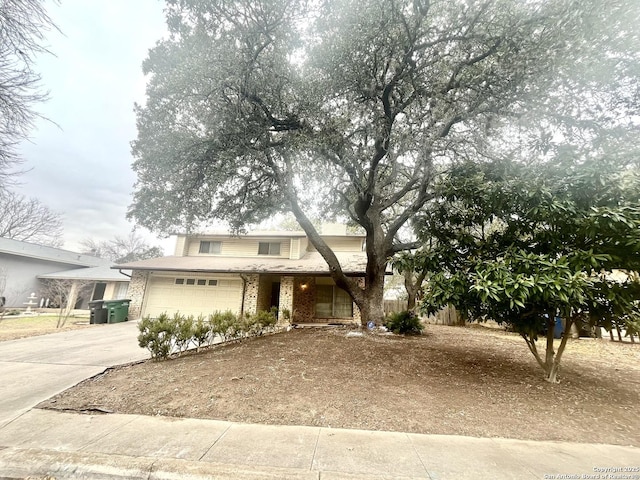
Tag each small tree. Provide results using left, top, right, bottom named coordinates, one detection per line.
left=40, top=279, right=92, bottom=328
left=417, top=155, right=640, bottom=382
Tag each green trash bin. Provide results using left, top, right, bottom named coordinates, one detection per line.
left=103, top=299, right=130, bottom=323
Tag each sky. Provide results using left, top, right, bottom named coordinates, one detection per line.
left=15, top=0, right=172, bottom=253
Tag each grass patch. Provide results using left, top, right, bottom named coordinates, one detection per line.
left=0, top=315, right=92, bottom=341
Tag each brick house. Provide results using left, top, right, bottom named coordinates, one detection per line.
left=115, top=229, right=368, bottom=325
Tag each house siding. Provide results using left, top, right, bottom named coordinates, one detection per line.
left=186, top=237, right=292, bottom=258
left=306, top=237, right=364, bottom=252
left=0, top=254, right=90, bottom=307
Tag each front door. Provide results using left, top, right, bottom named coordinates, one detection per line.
left=270, top=282, right=280, bottom=310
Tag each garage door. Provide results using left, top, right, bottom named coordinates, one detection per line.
left=143, top=274, right=243, bottom=318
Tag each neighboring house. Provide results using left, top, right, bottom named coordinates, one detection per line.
left=0, top=237, right=130, bottom=308
left=115, top=229, right=370, bottom=325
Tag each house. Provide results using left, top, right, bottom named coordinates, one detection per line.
left=0, top=237, right=130, bottom=309
left=115, top=228, right=369, bottom=325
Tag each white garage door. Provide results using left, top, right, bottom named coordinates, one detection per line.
left=143, top=274, right=243, bottom=318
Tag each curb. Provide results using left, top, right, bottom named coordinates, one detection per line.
left=0, top=447, right=422, bottom=480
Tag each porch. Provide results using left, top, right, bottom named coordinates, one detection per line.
left=254, top=275, right=361, bottom=326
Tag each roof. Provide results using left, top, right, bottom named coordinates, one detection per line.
left=0, top=237, right=109, bottom=267
left=38, top=265, right=131, bottom=282
left=187, top=230, right=366, bottom=239
left=114, top=251, right=374, bottom=275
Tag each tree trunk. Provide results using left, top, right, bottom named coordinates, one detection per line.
left=357, top=271, right=386, bottom=327
left=404, top=270, right=417, bottom=312
left=544, top=317, right=573, bottom=384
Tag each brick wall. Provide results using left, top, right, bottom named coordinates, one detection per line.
left=278, top=276, right=294, bottom=325
left=127, top=270, right=149, bottom=319
left=242, top=274, right=259, bottom=316
left=293, top=276, right=316, bottom=323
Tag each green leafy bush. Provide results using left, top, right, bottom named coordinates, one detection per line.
left=210, top=310, right=240, bottom=341
left=250, top=308, right=278, bottom=334
left=384, top=310, right=424, bottom=335
left=174, top=313, right=195, bottom=354
left=192, top=314, right=212, bottom=350
left=137, top=313, right=177, bottom=359
left=139, top=309, right=281, bottom=359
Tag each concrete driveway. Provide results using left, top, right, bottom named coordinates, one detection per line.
left=0, top=321, right=149, bottom=427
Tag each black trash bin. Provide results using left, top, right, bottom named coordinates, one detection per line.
left=89, top=300, right=107, bottom=324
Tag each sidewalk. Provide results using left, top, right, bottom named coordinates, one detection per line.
left=0, top=409, right=637, bottom=480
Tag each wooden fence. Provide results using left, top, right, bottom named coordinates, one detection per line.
left=383, top=300, right=462, bottom=326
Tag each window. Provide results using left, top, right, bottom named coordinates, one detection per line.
left=258, top=242, right=281, bottom=255
left=316, top=285, right=353, bottom=318
left=115, top=282, right=129, bottom=299
left=199, top=240, right=221, bottom=254
left=175, top=278, right=218, bottom=287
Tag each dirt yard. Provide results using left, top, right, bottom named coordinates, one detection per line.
left=40, top=325, right=640, bottom=446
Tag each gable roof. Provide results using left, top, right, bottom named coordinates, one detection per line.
left=0, top=237, right=108, bottom=268
left=114, top=251, right=375, bottom=276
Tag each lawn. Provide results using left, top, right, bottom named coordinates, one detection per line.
left=40, top=324, right=640, bottom=446
left=0, top=314, right=92, bottom=341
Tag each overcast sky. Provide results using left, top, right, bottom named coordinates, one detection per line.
left=15, top=0, right=171, bottom=252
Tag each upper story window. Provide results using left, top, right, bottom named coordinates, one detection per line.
left=199, top=240, right=221, bottom=254
left=258, top=242, right=281, bottom=256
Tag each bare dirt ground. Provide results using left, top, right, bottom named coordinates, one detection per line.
left=40, top=325, right=640, bottom=446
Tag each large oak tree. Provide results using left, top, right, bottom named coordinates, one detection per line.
left=130, top=0, right=638, bottom=325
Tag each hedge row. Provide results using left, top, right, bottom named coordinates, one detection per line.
left=137, top=308, right=279, bottom=359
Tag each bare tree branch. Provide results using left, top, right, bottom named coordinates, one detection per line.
left=0, top=190, right=63, bottom=246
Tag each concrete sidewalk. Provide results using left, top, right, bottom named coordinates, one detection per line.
left=0, top=409, right=637, bottom=480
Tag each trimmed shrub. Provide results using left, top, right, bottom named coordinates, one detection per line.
left=138, top=309, right=282, bottom=359
left=210, top=310, right=239, bottom=341
left=174, top=313, right=195, bottom=354
left=192, top=314, right=212, bottom=350
left=138, top=313, right=178, bottom=359
left=384, top=310, right=424, bottom=335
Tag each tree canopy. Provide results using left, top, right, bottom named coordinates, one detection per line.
left=130, top=0, right=639, bottom=324
left=80, top=231, right=163, bottom=264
